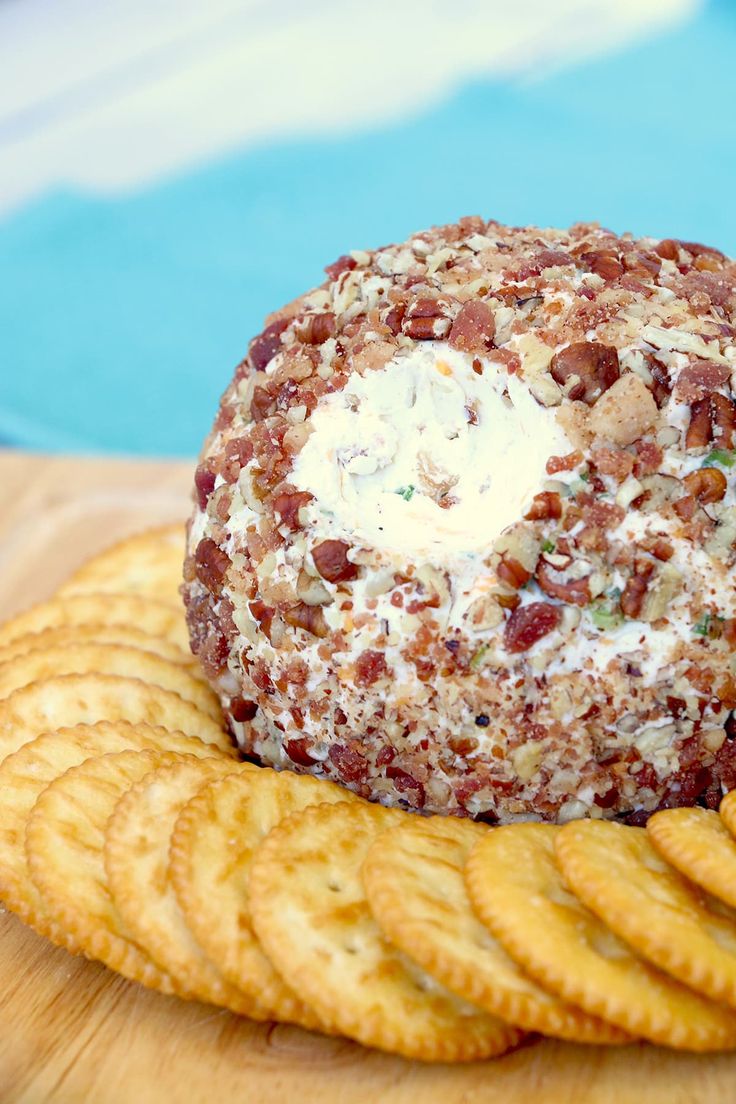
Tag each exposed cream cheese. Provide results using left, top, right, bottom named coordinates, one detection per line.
left=291, top=342, right=573, bottom=561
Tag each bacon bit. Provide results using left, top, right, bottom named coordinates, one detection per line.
left=525, top=491, right=562, bottom=521
left=284, top=602, right=328, bottom=638
left=487, top=348, right=522, bottom=374
left=250, top=385, right=275, bottom=422
left=581, top=498, right=625, bottom=530
left=273, top=489, right=313, bottom=530
left=194, top=538, right=230, bottom=596
left=497, top=557, right=532, bottom=589
left=549, top=342, right=620, bottom=404
left=675, top=361, right=731, bottom=404
left=221, top=437, right=254, bottom=483
left=448, top=301, right=495, bottom=353
left=249, top=319, right=289, bottom=372
left=402, top=298, right=452, bottom=340
left=621, top=564, right=654, bottom=618
left=386, top=766, right=426, bottom=809
left=682, top=468, right=727, bottom=505
left=578, top=250, right=624, bottom=281
left=504, top=602, right=561, bottom=653
left=249, top=599, right=275, bottom=640
left=632, top=440, right=663, bottom=478
left=355, top=649, right=389, bottom=687
left=229, top=697, right=258, bottom=723
left=285, top=738, right=319, bottom=766
left=325, top=254, right=357, bottom=281
left=536, top=562, right=591, bottom=607
left=329, top=742, right=369, bottom=784
left=591, top=447, right=635, bottom=482
left=546, top=450, right=584, bottom=475
left=312, top=539, right=359, bottom=583
left=300, top=312, right=336, bottom=345
left=194, top=465, right=216, bottom=510
left=509, top=248, right=571, bottom=280
left=685, top=398, right=713, bottom=450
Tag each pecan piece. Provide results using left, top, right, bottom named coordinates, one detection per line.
left=525, top=491, right=562, bottom=520
left=312, top=539, right=359, bottom=583
left=712, top=394, right=736, bottom=449
left=401, top=298, right=451, bottom=340
left=325, top=255, right=357, bottom=281
left=504, top=602, right=560, bottom=653
left=685, top=398, right=712, bottom=449
left=284, top=602, right=328, bottom=638
left=273, top=489, right=313, bottom=530
left=194, top=539, right=230, bottom=597
left=682, top=468, right=727, bottom=504
left=497, top=556, right=532, bottom=589
left=536, top=561, right=591, bottom=607
left=299, top=312, right=336, bottom=345
left=355, top=649, right=389, bottom=687
left=249, top=319, right=289, bottom=372
left=674, top=361, right=731, bottom=404
left=448, top=301, right=495, bottom=353
left=194, top=464, right=216, bottom=510
left=579, top=250, right=624, bottom=281
left=549, top=342, right=620, bottom=404
left=621, top=563, right=655, bottom=619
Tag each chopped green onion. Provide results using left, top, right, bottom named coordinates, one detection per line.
left=396, top=484, right=415, bottom=501
left=702, top=449, right=736, bottom=469
left=541, top=539, right=556, bottom=554
left=579, top=470, right=590, bottom=483
left=590, top=604, right=624, bottom=631
left=470, top=644, right=489, bottom=670
left=693, top=612, right=725, bottom=638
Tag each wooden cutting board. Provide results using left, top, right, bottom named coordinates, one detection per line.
left=1, top=449, right=734, bottom=1104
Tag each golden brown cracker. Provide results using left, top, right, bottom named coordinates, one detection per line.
left=0, top=673, right=234, bottom=763
left=0, top=643, right=220, bottom=719
left=26, top=749, right=186, bottom=992
left=363, top=814, right=624, bottom=1043
left=719, top=790, right=736, bottom=838
left=556, top=820, right=736, bottom=1016
left=57, top=525, right=185, bottom=609
left=0, top=624, right=197, bottom=670
left=648, top=807, right=736, bottom=911
left=249, top=801, right=523, bottom=1062
left=104, top=757, right=268, bottom=1018
left=466, top=822, right=736, bottom=1050
left=0, top=594, right=189, bottom=651
left=0, top=722, right=222, bottom=936
left=170, top=769, right=356, bottom=1030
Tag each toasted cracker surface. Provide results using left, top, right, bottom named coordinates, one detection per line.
left=57, top=525, right=185, bottom=609
left=648, top=807, right=736, bottom=911
left=249, top=801, right=523, bottom=1062
left=466, top=823, right=736, bottom=1050
left=0, top=594, right=189, bottom=651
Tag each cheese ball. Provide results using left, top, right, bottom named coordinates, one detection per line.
left=184, top=217, right=736, bottom=824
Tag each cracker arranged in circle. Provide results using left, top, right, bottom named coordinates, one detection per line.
left=26, top=749, right=185, bottom=993
left=0, top=722, right=222, bottom=939
left=0, top=643, right=220, bottom=720
left=0, top=624, right=196, bottom=670
left=0, top=594, right=189, bottom=651
left=104, top=757, right=269, bottom=1019
left=0, top=673, right=234, bottom=763
left=249, top=800, right=523, bottom=1062
left=57, top=525, right=184, bottom=609
left=170, top=769, right=357, bottom=1030
left=363, top=814, right=624, bottom=1044
left=466, top=823, right=736, bottom=1051
left=556, top=820, right=736, bottom=1015
left=648, top=807, right=736, bottom=911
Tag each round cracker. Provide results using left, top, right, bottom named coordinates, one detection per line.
left=0, top=594, right=189, bottom=651
left=648, top=807, right=736, bottom=911
left=719, top=790, right=736, bottom=838
left=0, top=624, right=197, bottom=670
left=170, top=770, right=356, bottom=1030
left=363, top=814, right=624, bottom=1044
left=56, top=525, right=184, bottom=609
left=466, top=823, right=736, bottom=1051
left=0, top=673, right=234, bottom=763
left=0, top=722, right=224, bottom=938
left=26, top=749, right=187, bottom=993
left=104, top=758, right=269, bottom=1019
left=0, top=643, right=221, bottom=720
left=556, top=819, right=736, bottom=1014
left=249, top=801, right=523, bottom=1062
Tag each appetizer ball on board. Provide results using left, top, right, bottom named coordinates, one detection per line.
left=184, top=217, right=736, bottom=824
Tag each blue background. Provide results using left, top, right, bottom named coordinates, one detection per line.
left=1, top=0, right=734, bottom=457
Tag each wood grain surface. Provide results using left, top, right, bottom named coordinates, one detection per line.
left=0, top=449, right=734, bottom=1103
